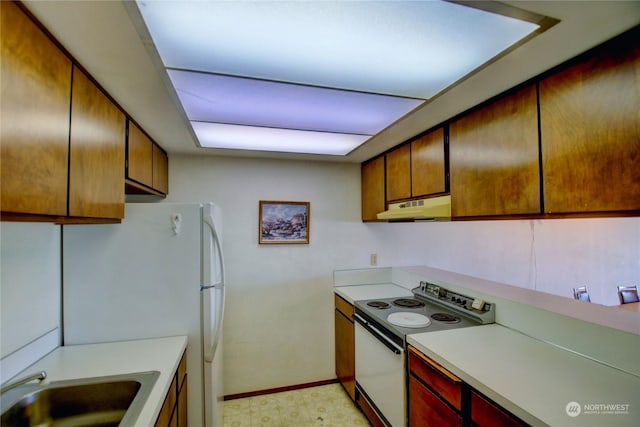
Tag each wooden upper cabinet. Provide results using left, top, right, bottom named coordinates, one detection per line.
left=539, top=42, right=640, bottom=213
left=450, top=85, right=541, bottom=217
left=361, top=156, right=385, bottom=221
left=411, top=128, right=446, bottom=197
left=126, top=120, right=169, bottom=196
left=127, top=121, right=154, bottom=188
left=1, top=1, right=72, bottom=216
left=153, top=143, right=169, bottom=195
left=386, top=144, right=411, bottom=202
left=69, top=67, right=126, bottom=219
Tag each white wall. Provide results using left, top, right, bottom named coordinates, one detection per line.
left=0, top=222, right=61, bottom=383
left=167, top=154, right=640, bottom=395
left=366, top=218, right=640, bottom=305
left=166, top=155, right=377, bottom=395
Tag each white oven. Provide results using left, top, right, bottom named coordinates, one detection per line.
left=354, top=313, right=405, bottom=427
left=353, top=282, right=495, bottom=427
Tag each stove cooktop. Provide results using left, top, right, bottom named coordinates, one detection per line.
left=354, top=282, right=495, bottom=340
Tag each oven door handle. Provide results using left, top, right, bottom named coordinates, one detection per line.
left=354, top=313, right=403, bottom=355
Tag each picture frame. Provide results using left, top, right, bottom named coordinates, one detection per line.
left=259, top=201, right=310, bottom=244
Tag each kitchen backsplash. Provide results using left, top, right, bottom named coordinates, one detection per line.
left=0, top=222, right=61, bottom=384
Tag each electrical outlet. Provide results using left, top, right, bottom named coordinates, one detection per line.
left=370, top=253, right=378, bottom=266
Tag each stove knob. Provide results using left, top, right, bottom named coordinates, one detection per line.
left=462, top=300, right=467, bottom=305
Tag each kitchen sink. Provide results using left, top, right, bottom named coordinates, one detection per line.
left=0, top=371, right=159, bottom=427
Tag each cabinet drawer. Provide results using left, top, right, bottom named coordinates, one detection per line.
left=409, top=375, right=462, bottom=427
left=471, top=390, right=528, bottom=427
left=177, top=352, right=187, bottom=392
left=408, top=346, right=462, bottom=410
left=155, top=375, right=177, bottom=427
left=334, top=294, right=353, bottom=321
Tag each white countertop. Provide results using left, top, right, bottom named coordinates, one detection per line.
left=408, top=325, right=640, bottom=427
left=334, top=283, right=412, bottom=304
left=16, top=335, right=187, bottom=426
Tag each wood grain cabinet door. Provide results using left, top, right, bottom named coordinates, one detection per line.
left=153, top=143, right=169, bottom=195
left=386, top=144, right=411, bottom=202
left=450, top=85, right=541, bottom=217
left=361, top=156, right=385, bottom=221
left=69, top=67, right=125, bottom=219
left=334, top=295, right=355, bottom=401
left=540, top=44, right=640, bottom=213
left=127, top=121, right=154, bottom=188
left=411, top=127, right=446, bottom=197
left=1, top=1, right=72, bottom=216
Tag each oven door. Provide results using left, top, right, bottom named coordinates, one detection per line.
left=354, top=313, right=405, bottom=427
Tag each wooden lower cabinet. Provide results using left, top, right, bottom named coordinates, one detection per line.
left=408, top=346, right=528, bottom=427
left=156, top=351, right=187, bottom=427
left=334, top=294, right=355, bottom=401
left=408, top=346, right=463, bottom=427
left=409, top=375, right=462, bottom=427
left=471, top=390, right=527, bottom=427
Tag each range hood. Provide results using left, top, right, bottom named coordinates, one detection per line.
left=377, top=195, right=451, bottom=221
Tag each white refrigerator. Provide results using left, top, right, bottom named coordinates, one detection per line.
left=62, top=202, right=225, bottom=427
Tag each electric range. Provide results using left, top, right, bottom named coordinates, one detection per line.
left=353, top=281, right=495, bottom=426
left=354, top=281, right=495, bottom=345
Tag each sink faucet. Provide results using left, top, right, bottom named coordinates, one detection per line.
left=0, top=371, right=47, bottom=394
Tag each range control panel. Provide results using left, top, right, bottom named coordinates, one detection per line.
left=415, top=281, right=495, bottom=324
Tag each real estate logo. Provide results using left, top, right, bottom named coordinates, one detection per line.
left=566, top=401, right=581, bottom=417
left=565, top=401, right=631, bottom=418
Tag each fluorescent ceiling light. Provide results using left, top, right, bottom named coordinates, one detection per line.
left=193, top=122, right=369, bottom=156
left=167, top=70, right=423, bottom=135
left=134, top=0, right=543, bottom=155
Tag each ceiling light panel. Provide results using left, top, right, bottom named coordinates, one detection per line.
left=136, top=0, right=540, bottom=99
left=167, top=70, right=424, bottom=135
left=192, top=122, right=369, bottom=156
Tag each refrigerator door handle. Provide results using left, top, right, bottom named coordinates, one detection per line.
left=203, top=211, right=226, bottom=363
left=203, top=209, right=225, bottom=288
left=203, top=285, right=225, bottom=363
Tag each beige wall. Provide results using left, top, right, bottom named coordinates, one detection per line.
left=167, top=154, right=639, bottom=395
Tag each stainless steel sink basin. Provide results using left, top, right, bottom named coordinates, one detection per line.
left=1, top=371, right=159, bottom=427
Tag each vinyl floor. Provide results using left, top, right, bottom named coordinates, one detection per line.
left=222, top=383, right=370, bottom=427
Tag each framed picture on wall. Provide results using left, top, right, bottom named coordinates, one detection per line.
left=259, top=201, right=310, bottom=244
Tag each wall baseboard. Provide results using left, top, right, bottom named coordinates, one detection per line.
left=224, top=378, right=339, bottom=401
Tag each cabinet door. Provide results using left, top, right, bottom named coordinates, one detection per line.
left=153, top=143, right=169, bottom=195
left=386, top=144, right=411, bottom=201
left=540, top=44, right=640, bottom=213
left=335, top=306, right=355, bottom=401
left=409, top=376, right=462, bottom=427
left=127, top=121, right=154, bottom=187
left=471, top=390, right=528, bottom=427
left=412, top=128, right=446, bottom=197
left=1, top=1, right=72, bottom=216
left=69, top=67, right=125, bottom=219
left=361, top=156, right=385, bottom=221
left=450, top=85, right=540, bottom=217
left=386, top=144, right=411, bottom=202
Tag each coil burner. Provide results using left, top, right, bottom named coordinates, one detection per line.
left=366, top=301, right=390, bottom=309
left=392, top=298, right=425, bottom=308
left=430, top=313, right=461, bottom=323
